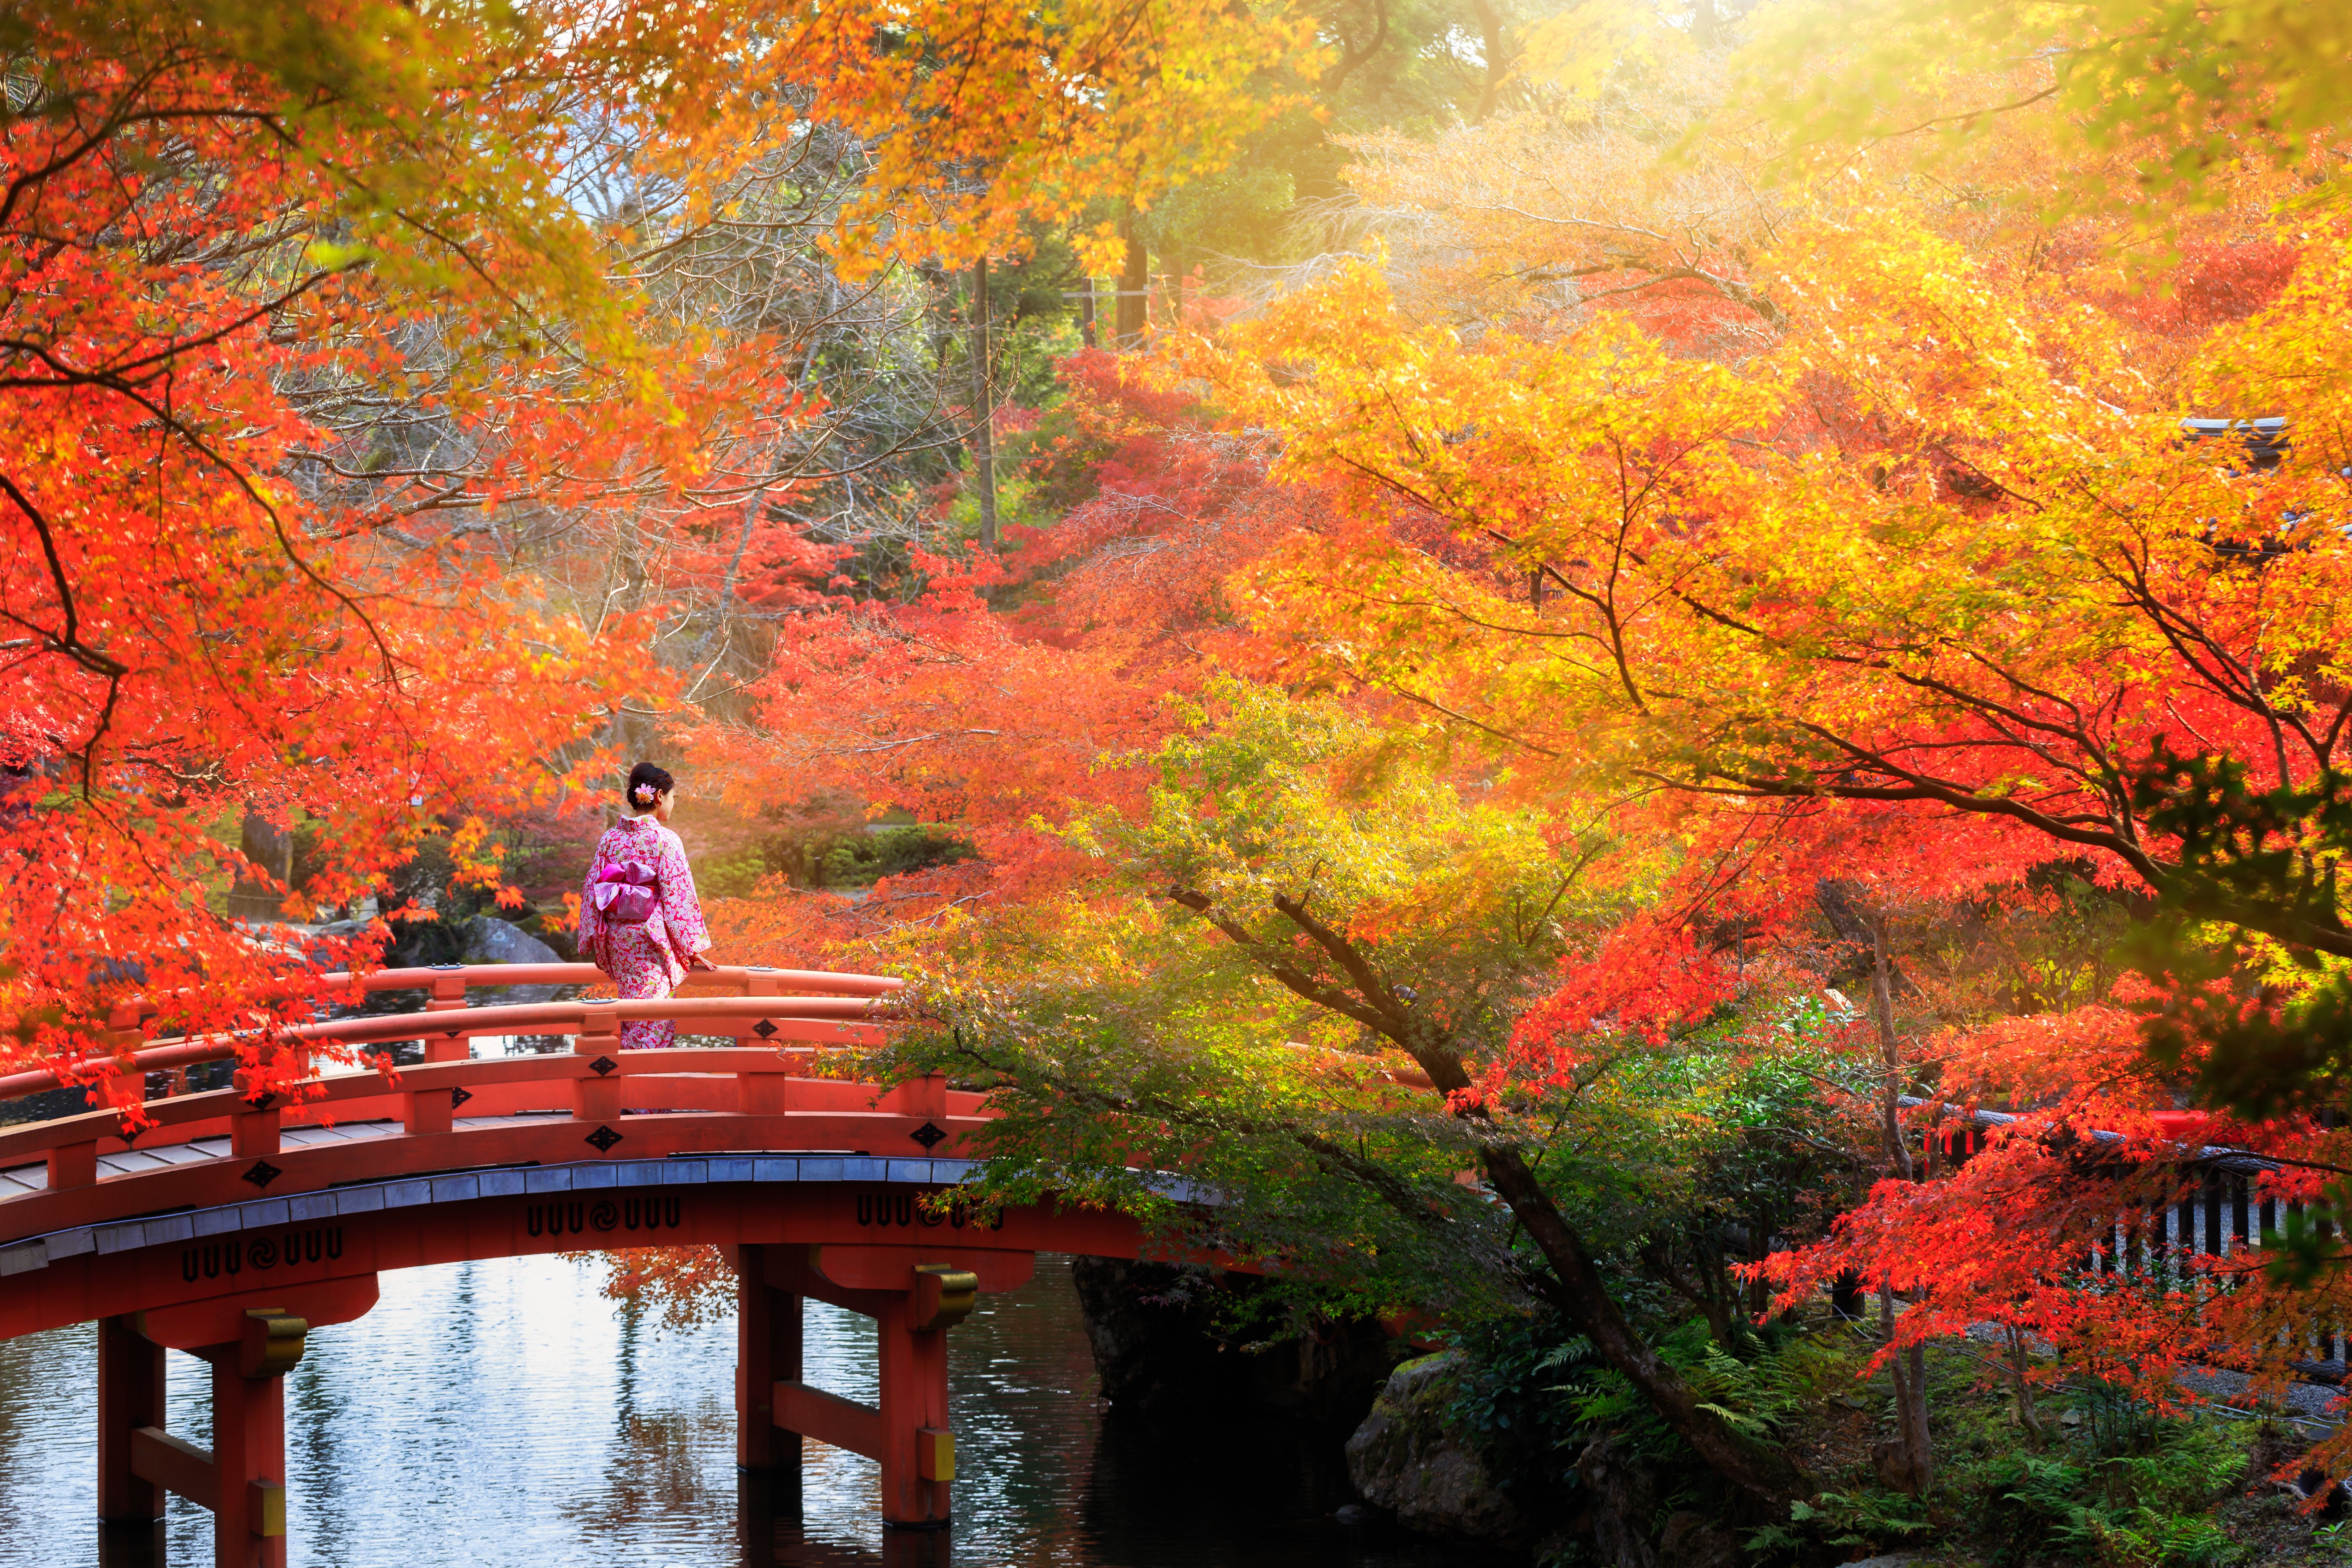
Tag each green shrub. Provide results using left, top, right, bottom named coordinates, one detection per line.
left=818, top=825, right=974, bottom=887
left=692, top=823, right=976, bottom=896
left=1743, top=1488, right=1933, bottom=1560
left=1443, top=1314, right=1601, bottom=1500
left=1568, top=1320, right=1850, bottom=1461
left=696, top=850, right=777, bottom=900
left=1981, top=1414, right=2247, bottom=1568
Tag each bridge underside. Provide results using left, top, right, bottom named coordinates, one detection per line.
left=12, top=1162, right=1161, bottom=1565
left=2, top=1152, right=1157, bottom=1334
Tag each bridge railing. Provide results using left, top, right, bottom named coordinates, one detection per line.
left=330, top=961, right=899, bottom=1002
left=1, top=963, right=901, bottom=1102
left=0, top=965, right=915, bottom=1197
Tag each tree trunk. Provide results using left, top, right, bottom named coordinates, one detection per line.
left=1116, top=225, right=1148, bottom=345
left=1190, top=888, right=1816, bottom=1508
left=1903, top=1336, right=1932, bottom=1476
left=917, top=259, right=955, bottom=371
left=1469, top=0, right=1508, bottom=122
left=2005, top=1324, right=2045, bottom=1441
left=968, top=256, right=997, bottom=552
left=1869, top=915, right=1933, bottom=1493
left=1870, top=915, right=1911, bottom=1180
left=1874, top=1282, right=1933, bottom=1492
left=1481, top=1147, right=1815, bottom=1502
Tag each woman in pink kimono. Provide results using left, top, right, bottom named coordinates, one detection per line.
left=578, top=762, right=714, bottom=1050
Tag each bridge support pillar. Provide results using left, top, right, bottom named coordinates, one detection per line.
left=755, top=1248, right=974, bottom=1531
left=98, top=1315, right=166, bottom=1523
left=875, top=1290, right=955, bottom=1529
left=101, top=1307, right=312, bottom=1568
left=735, top=1243, right=802, bottom=1470
left=200, top=1342, right=290, bottom=1568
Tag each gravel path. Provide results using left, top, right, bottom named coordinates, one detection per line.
left=1956, top=1321, right=2346, bottom=1430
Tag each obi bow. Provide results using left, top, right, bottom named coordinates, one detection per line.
left=590, top=860, right=658, bottom=924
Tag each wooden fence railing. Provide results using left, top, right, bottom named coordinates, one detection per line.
left=1896, top=1097, right=2342, bottom=1370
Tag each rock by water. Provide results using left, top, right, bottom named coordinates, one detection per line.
left=1344, top=1352, right=1530, bottom=1544
left=462, top=916, right=566, bottom=1005
left=1654, top=1509, right=1742, bottom=1568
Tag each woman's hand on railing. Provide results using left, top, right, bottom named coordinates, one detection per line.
left=686, top=951, right=716, bottom=972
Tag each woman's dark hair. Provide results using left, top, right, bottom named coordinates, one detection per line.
left=625, top=762, right=675, bottom=812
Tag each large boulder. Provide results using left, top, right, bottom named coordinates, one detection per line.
left=1070, top=1256, right=1234, bottom=1418
left=223, top=813, right=295, bottom=920
left=1345, top=1352, right=1530, bottom=1543
left=1655, top=1509, right=1741, bottom=1568
left=1568, top=1443, right=1741, bottom=1568
left=462, top=916, right=567, bottom=1005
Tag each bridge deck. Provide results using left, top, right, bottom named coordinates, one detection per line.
left=0, top=1147, right=1015, bottom=1288
left=0, top=1112, right=580, bottom=1198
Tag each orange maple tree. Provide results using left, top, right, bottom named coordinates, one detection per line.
left=705, top=350, right=1324, bottom=939
left=1148, top=101, right=2352, bottom=1484
left=0, top=0, right=1322, bottom=1099
left=675, top=44, right=2352, bottom=1462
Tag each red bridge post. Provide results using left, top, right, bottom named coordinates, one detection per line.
left=735, top=1243, right=803, bottom=1469
left=97, top=1315, right=165, bottom=1525
left=228, top=1058, right=282, bottom=1159
left=202, top=1329, right=290, bottom=1568
left=424, top=971, right=469, bottom=1062
left=576, top=1005, right=623, bottom=1122
left=877, top=1268, right=965, bottom=1529
left=89, top=1284, right=376, bottom=1568
left=755, top=1248, right=982, bottom=1530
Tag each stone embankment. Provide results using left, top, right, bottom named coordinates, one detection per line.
left=1068, top=1256, right=1396, bottom=1422
left=1344, top=1353, right=1530, bottom=1542
left=1343, top=1354, right=1769, bottom=1568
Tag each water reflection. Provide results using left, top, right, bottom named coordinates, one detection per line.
left=0, top=1254, right=1506, bottom=1568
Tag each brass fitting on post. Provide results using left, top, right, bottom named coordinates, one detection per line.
left=238, top=1309, right=308, bottom=1378
left=910, top=1265, right=978, bottom=1332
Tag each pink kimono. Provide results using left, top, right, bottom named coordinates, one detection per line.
left=577, top=816, right=712, bottom=1050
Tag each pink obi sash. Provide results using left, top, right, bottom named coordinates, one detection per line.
left=590, top=860, right=658, bottom=924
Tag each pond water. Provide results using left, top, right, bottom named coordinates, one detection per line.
left=0, top=1254, right=1509, bottom=1568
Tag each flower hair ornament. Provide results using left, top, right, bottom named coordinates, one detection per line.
left=631, top=782, right=658, bottom=807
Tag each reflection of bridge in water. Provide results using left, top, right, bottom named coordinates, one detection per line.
left=0, top=965, right=1187, bottom=1567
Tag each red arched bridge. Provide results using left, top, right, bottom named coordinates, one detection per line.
left=0, top=963, right=1188, bottom=1567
